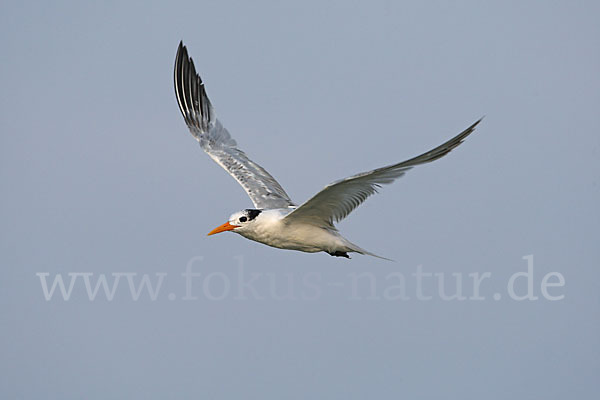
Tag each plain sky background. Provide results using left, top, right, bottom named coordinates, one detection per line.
left=1, top=1, right=599, bottom=399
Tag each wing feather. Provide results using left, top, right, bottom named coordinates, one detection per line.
left=284, top=119, right=482, bottom=227
left=174, top=42, right=294, bottom=209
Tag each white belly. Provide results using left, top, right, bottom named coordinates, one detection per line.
left=238, top=221, right=350, bottom=253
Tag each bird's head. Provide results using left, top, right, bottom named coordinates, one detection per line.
left=207, top=209, right=262, bottom=236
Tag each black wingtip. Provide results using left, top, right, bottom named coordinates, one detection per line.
left=462, top=117, right=484, bottom=134
left=174, top=41, right=214, bottom=134
left=176, top=41, right=190, bottom=66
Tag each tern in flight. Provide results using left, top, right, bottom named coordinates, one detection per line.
left=174, top=41, right=481, bottom=259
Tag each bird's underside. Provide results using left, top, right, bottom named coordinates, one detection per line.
left=174, top=41, right=482, bottom=259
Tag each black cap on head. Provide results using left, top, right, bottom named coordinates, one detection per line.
left=245, top=209, right=262, bottom=221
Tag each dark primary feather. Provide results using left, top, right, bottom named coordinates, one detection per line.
left=284, top=118, right=483, bottom=227
left=174, top=43, right=213, bottom=134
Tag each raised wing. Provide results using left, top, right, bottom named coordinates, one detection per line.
left=174, top=42, right=294, bottom=209
left=284, top=119, right=482, bottom=227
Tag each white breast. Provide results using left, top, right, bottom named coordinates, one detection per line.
left=235, top=209, right=350, bottom=253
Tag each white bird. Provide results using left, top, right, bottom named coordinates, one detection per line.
left=174, top=42, right=481, bottom=259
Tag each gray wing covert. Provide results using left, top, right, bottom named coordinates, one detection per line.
left=174, top=42, right=294, bottom=209
left=284, top=119, right=482, bottom=227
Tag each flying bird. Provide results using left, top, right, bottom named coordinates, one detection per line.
left=174, top=41, right=481, bottom=259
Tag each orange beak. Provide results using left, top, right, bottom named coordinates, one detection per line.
left=207, top=221, right=237, bottom=236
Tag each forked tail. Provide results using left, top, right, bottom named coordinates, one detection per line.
left=347, top=241, right=395, bottom=262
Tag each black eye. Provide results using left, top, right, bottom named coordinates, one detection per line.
left=239, top=216, right=247, bottom=223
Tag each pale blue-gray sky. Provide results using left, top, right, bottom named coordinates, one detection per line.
left=1, top=1, right=599, bottom=399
